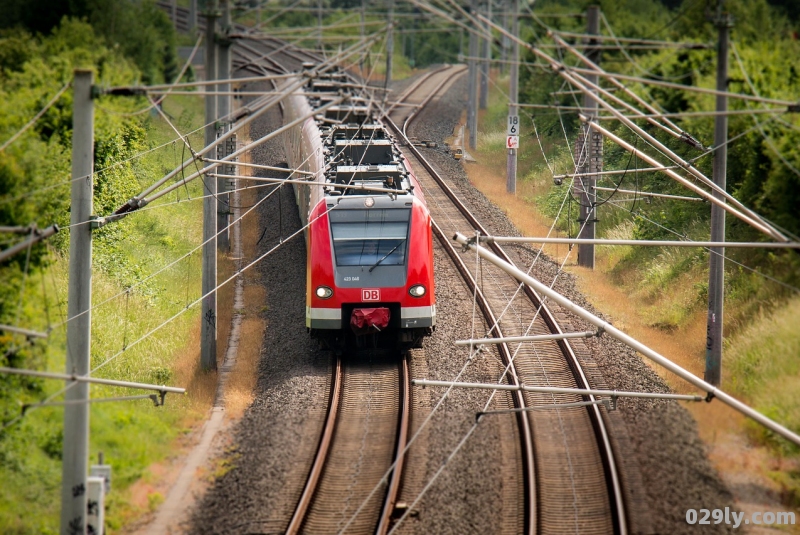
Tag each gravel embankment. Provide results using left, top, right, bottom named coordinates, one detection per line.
left=410, top=73, right=736, bottom=534
left=189, top=104, right=331, bottom=534
left=190, top=71, right=735, bottom=535
left=190, top=80, right=519, bottom=533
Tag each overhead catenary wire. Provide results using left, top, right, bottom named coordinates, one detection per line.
left=0, top=82, right=71, bottom=153
left=97, top=33, right=205, bottom=118
left=516, top=27, right=792, bottom=241
left=345, top=61, right=600, bottom=535
left=112, top=28, right=386, bottom=217
left=44, top=65, right=385, bottom=336
left=19, top=192, right=353, bottom=424
left=598, top=10, right=712, bottom=85
left=0, top=122, right=207, bottom=209
left=554, top=29, right=711, bottom=47
left=730, top=41, right=800, bottom=181
left=343, top=17, right=638, bottom=525
left=604, top=199, right=800, bottom=295
left=564, top=63, right=800, bottom=108
left=454, top=232, right=800, bottom=448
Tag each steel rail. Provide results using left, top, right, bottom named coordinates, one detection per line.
left=234, top=41, right=290, bottom=74
left=376, top=355, right=411, bottom=535
left=430, top=219, right=537, bottom=535
left=383, top=69, right=537, bottom=535
left=285, top=354, right=342, bottom=535
left=400, top=65, right=468, bottom=139
left=385, top=67, right=443, bottom=117
left=386, top=72, right=628, bottom=534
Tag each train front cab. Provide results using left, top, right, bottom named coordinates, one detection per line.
left=306, top=194, right=435, bottom=349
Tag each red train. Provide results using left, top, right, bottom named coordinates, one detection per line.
left=283, top=72, right=435, bottom=349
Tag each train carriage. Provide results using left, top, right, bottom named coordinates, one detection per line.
left=283, top=71, right=435, bottom=349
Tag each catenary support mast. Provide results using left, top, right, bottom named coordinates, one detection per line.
left=467, top=0, right=479, bottom=149
left=202, top=1, right=219, bottom=370
left=60, top=68, right=94, bottom=535
left=705, top=1, right=732, bottom=386
left=506, top=0, right=518, bottom=193
left=577, top=5, right=600, bottom=268
left=217, top=0, right=232, bottom=252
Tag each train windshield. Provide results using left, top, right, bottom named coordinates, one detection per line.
left=329, top=208, right=411, bottom=267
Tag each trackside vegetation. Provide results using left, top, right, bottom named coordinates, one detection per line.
left=0, top=7, right=209, bottom=534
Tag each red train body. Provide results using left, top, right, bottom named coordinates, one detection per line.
left=283, top=72, right=436, bottom=349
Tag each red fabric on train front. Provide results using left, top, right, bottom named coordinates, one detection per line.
left=350, top=307, right=390, bottom=334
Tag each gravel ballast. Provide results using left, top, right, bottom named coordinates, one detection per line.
left=410, top=73, right=736, bottom=534
left=189, top=71, right=736, bottom=535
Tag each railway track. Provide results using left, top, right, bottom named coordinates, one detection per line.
left=157, top=0, right=321, bottom=75
left=385, top=67, right=628, bottom=535
left=160, top=1, right=629, bottom=527
left=285, top=352, right=411, bottom=535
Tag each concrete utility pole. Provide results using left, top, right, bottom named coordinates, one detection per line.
left=317, top=0, right=323, bottom=50
left=217, top=0, right=232, bottom=252
left=501, top=0, right=508, bottom=74
left=506, top=0, right=518, bottom=193
left=360, top=0, right=366, bottom=74
left=705, top=0, right=732, bottom=386
left=61, top=69, right=94, bottom=535
left=577, top=5, right=601, bottom=269
left=189, top=0, right=198, bottom=33
left=385, top=0, right=395, bottom=89
left=467, top=0, right=479, bottom=149
left=202, top=1, right=218, bottom=371
left=479, top=0, right=490, bottom=109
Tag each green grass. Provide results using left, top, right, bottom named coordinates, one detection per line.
left=476, top=71, right=800, bottom=451
left=725, top=294, right=800, bottom=504
left=726, top=295, right=800, bottom=451
left=0, top=94, right=207, bottom=534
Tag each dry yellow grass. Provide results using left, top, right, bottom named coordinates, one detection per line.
left=222, top=176, right=266, bottom=418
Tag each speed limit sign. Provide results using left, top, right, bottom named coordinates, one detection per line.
left=507, top=115, right=519, bottom=135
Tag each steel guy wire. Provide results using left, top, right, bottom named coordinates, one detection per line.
left=0, top=123, right=207, bottom=209
left=604, top=200, right=800, bottom=295
left=0, top=82, right=71, bottom=153
left=731, top=41, right=800, bottom=181
left=347, top=83, right=591, bottom=535
left=95, top=33, right=204, bottom=118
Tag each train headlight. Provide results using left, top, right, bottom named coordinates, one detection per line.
left=409, top=285, right=426, bottom=298
left=316, top=286, right=333, bottom=299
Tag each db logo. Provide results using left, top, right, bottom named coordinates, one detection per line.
left=362, top=289, right=380, bottom=301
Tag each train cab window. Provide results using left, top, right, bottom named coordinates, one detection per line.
left=329, top=208, right=411, bottom=267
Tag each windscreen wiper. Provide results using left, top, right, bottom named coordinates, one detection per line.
left=368, top=239, right=406, bottom=272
